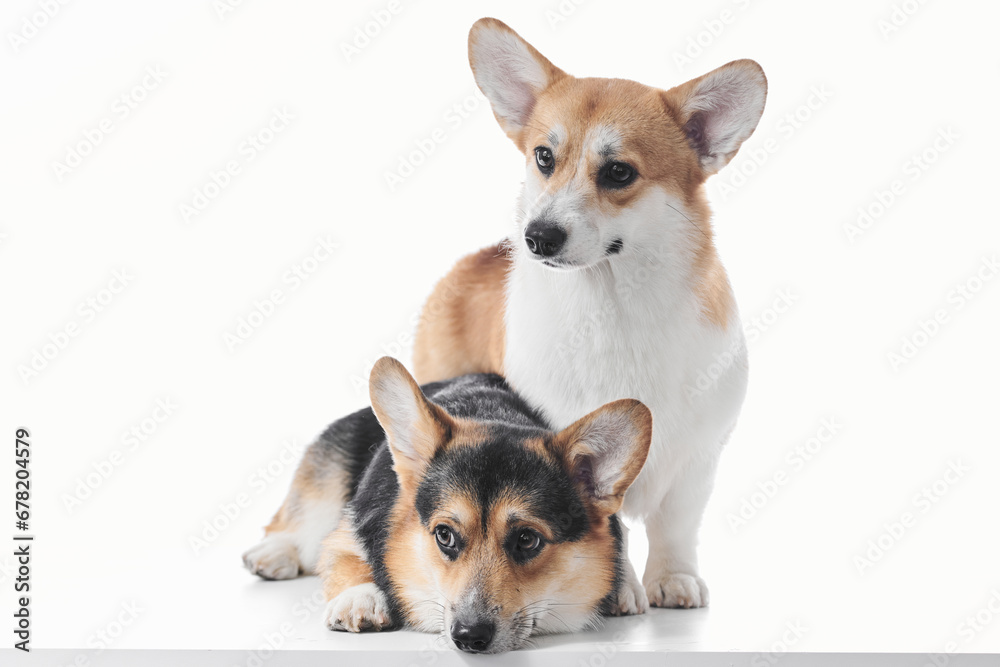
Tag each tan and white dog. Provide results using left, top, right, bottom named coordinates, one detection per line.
left=413, top=18, right=766, bottom=612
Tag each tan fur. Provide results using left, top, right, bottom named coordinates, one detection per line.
left=412, top=243, right=508, bottom=384
left=264, top=451, right=348, bottom=536
left=320, top=516, right=375, bottom=600
left=691, top=241, right=735, bottom=330
left=413, top=60, right=740, bottom=382
left=394, top=488, right=616, bottom=629
left=382, top=502, right=441, bottom=627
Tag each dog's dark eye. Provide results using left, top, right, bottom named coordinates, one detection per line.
left=534, top=147, right=554, bottom=175
left=435, top=525, right=456, bottom=549
left=601, top=162, right=637, bottom=188
left=516, top=531, right=540, bottom=552
left=508, top=529, right=543, bottom=562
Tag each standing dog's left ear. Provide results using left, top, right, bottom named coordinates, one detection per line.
left=369, top=357, right=454, bottom=493
left=663, top=59, right=767, bottom=176
left=553, top=399, right=653, bottom=516
left=468, top=17, right=568, bottom=149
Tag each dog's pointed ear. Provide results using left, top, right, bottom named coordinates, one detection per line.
left=468, top=17, right=567, bottom=147
left=369, top=357, right=453, bottom=485
left=664, top=59, right=767, bottom=176
left=553, top=399, right=652, bottom=516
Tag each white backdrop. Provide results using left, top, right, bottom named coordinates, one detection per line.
left=2, top=0, right=999, bottom=659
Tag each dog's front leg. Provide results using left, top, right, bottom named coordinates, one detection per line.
left=324, top=583, right=393, bottom=632
left=642, top=455, right=718, bottom=608
left=319, top=519, right=395, bottom=632
left=608, top=523, right=649, bottom=615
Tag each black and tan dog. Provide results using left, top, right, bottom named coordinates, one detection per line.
left=243, top=357, right=651, bottom=653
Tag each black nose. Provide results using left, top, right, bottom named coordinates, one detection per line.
left=524, top=220, right=566, bottom=257
left=451, top=620, right=495, bottom=653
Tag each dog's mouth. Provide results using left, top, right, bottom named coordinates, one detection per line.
left=441, top=612, right=539, bottom=655
left=605, top=238, right=624, bottom=255
left=530, top=240, right=624, bottom=271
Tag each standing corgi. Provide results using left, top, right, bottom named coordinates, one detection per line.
left=413, top=18, right=767, bottom=611
left=243, top=357, right=652, bottom=653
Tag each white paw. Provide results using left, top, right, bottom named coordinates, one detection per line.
left=324, top=583, right=392, bottom=632
left=608, top=560, right=649, bottom=616
left=242, top=536, right=301, bottom=580
left=644, top=571, right=709, bottom=609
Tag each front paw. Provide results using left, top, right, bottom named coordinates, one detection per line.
left=324, top=583, right=393, bottom=632
left=644, top=571, right=709, bottom=609
left=607, top=561, right=649, bottom=616
left=242, top=536, right=301, bottom=580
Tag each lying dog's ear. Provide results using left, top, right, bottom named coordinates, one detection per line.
left=553, top=399, right=652, bottom=516
left=468, top=17, right=567, bottom=148
left=369, top=357, right=454, bottom=490
left=663, top=59, right=767, bottom=176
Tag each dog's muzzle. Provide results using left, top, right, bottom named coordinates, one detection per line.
left=451, top=619, right=495, bottom=653
left=524, top=220, right=566, bottom=258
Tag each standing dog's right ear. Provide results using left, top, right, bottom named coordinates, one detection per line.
left=369, top=357, right=454, bottom=494
left=468, top=17, right=567, bottom=148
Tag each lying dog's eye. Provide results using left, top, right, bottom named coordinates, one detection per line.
left=508, top=529, right=543, bottom=562
left=516, top=531, right=540, bottom=552
left=601, top=162, right=637, bottom=188
left=435, top=525, right=458, bottom=552
left=534, top=147, right=554, bottom=175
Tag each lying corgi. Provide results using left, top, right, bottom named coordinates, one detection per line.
left=413, top=18, right=767, bottom=611
left=243, top=357, right=651, bottom=654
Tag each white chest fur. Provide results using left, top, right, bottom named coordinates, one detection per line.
left=502, top=246, right=748, bottom=518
